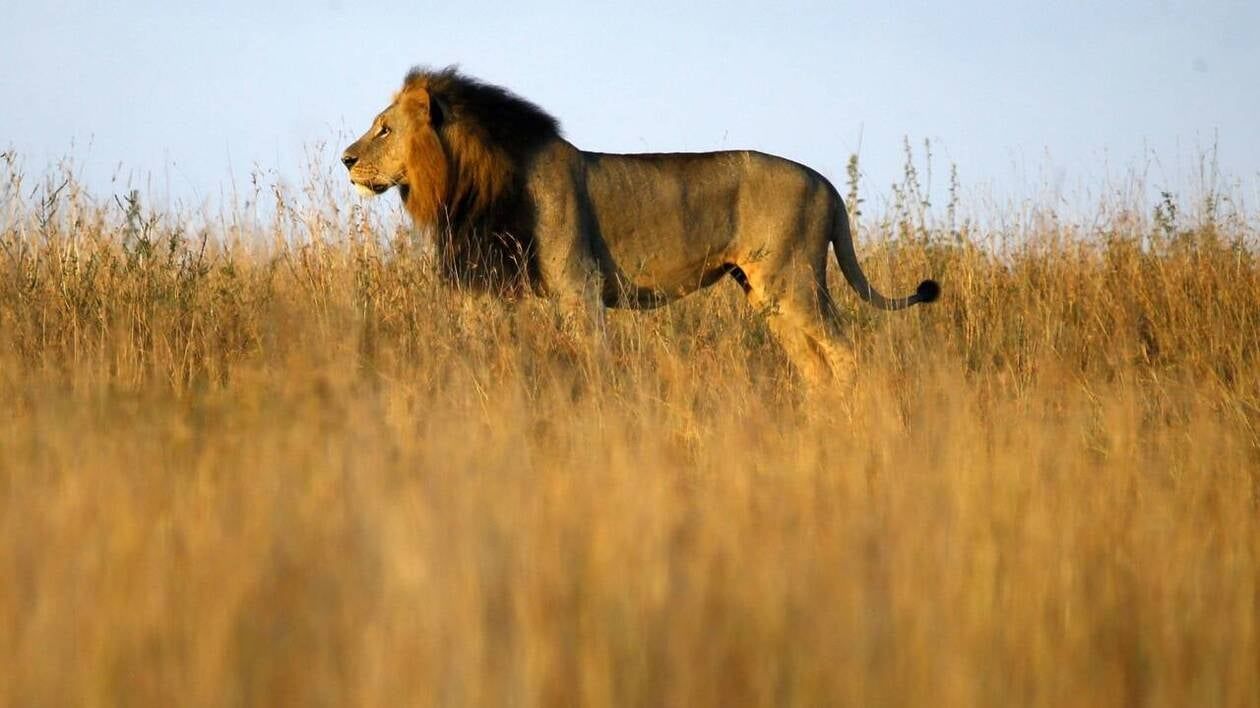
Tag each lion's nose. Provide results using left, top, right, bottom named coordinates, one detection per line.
left=341, top=154, right=358, bottom=170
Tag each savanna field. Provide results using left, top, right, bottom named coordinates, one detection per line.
left=1, top=149, right=1258, bottom=707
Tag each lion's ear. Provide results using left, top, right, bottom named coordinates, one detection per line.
left=429, top=95, right=449, bottom=128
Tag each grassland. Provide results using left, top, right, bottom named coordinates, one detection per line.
left=1, top=150, right=1258, bottom=706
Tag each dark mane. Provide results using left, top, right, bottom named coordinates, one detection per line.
left=403, top=66, right=562, bottom=295
left=404, top=66, right=561, bottom=159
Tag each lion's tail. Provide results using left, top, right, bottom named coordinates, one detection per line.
left=830, top=200, right=940, bottom=311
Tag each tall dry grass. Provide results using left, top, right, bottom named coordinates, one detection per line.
left=1, top=149, right=1258, bottom=707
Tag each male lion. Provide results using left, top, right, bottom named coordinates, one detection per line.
left=342, top=67, right=939, bottom=383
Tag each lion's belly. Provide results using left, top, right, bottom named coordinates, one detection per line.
left=599, top=256, right=732, bottom=310
left=594, top=221, right=738, bottom=309
left=584, top=151, right=750, bottom=305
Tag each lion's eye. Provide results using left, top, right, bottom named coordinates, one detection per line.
left=377, top=126, right=391, bottom=139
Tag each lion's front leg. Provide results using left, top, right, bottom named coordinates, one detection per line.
left=542, top=254, right=609, bottom=347
left=528, top=210, right=608, bottom=347
left=530, top=208, right=610, bottom=356
left=526, top=141, right=611, bottom=348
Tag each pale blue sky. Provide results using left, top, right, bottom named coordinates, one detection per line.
left=3, top=0, right=1257, bottom=214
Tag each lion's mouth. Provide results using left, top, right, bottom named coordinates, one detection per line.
left=352, top=180, right=393, bottom=197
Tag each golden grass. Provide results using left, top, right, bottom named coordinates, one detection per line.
left=1, top=154, right=1258, bottom=706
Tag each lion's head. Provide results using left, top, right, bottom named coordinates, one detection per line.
left=341, top=92, right=429, bottom=199
left=342, top=67, right=561, bottom=291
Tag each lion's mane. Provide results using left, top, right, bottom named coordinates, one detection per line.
left=400, top=67, right=561, bottom=294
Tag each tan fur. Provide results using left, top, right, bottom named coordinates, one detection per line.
left=397, top=91, right=449, bottom=226
left=343, top=68, right=940, bottom=383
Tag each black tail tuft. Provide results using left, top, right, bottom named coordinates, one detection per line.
left=916, top=279, right=941, bottom=304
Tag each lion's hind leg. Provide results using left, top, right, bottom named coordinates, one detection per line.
left=742, top=264, right=856, bottom=387
left=774, top=307, right=857, bottom=387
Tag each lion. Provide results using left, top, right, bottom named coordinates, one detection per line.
left=342, top=67, right=940, bottom=383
